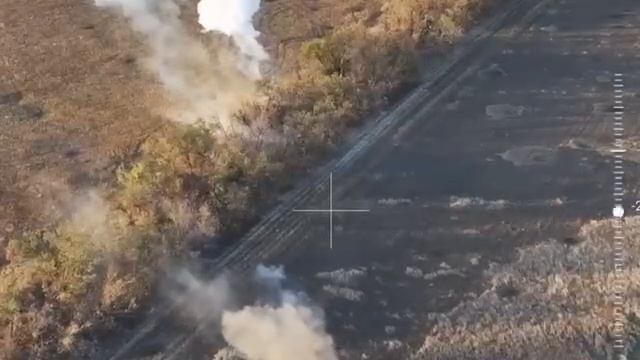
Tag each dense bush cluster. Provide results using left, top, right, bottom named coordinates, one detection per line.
left=382, top=0, right=493, bottom=41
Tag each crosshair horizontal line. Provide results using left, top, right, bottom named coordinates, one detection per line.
left=292, top=209, right=371, bottom=213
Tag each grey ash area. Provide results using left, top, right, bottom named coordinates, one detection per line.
left=275, top=0, right=640, bottom=358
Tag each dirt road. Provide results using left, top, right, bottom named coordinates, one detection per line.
left=106, top=0, right=640, bottom=358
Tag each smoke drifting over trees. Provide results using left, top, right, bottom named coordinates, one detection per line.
left=94, top=0, right=267, bottom=124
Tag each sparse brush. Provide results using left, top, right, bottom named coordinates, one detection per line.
left=413, top=217, right=640, bottom=360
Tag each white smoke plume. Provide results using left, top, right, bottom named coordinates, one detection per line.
left=170, top=265, right=338, bottom=360
left=94, top=0, right=263, bottom=124
left=197, top=0, right=269, bottom=79
left=168, top=268, right=234, bottom=323
left=222, top=302, right=338, bottom=360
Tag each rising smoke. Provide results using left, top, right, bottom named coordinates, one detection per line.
left=171, top=265, right=338, bottom=360
left=198, top=0, right=269, bottom=79
left=94, top=0, right=268, bottom=125
left=222, top=303, right=338, bottom=360
left=168, top=268, right=235, bottom=324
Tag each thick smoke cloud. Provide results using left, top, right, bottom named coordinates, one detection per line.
left=94, top=0, right=264, bottom=125
left=197, top=0, right=269, bottom=79
left=171, top=265, right=338, bottom=360
left=220, top=265, right=337, bottom=360
left=222, top=303, right=338, bottom=360
left=168, top=268, right=234, bottom=323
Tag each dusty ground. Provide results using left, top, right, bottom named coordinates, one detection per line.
left=0, top=0, right=170, bottom=235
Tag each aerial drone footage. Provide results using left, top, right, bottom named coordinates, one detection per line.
left=0, top=0, right=639, bottom=359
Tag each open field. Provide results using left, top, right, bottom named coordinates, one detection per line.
left=0, top=0, right=170, bottom=233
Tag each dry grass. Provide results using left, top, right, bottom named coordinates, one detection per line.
left=257, top=0, right=383, bottom=68
left=0, top=0, right=170, bottom=234
left=381, top=0, right=494, bottom=42
left=413, top=217, right=640, bottom=359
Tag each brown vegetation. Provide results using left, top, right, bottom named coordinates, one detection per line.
left=382, top=0, right=493, bottom=42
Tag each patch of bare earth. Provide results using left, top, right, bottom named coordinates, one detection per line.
left=413, top=217, right=640, bottom=359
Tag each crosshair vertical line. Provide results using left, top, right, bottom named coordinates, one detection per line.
left=292, top=172, right=370, bottom=250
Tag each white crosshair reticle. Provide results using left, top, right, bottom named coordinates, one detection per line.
left=292, top=172, right=370, bottom=249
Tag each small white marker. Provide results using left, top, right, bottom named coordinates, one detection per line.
left=613, top=205, right=625, bottom=218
